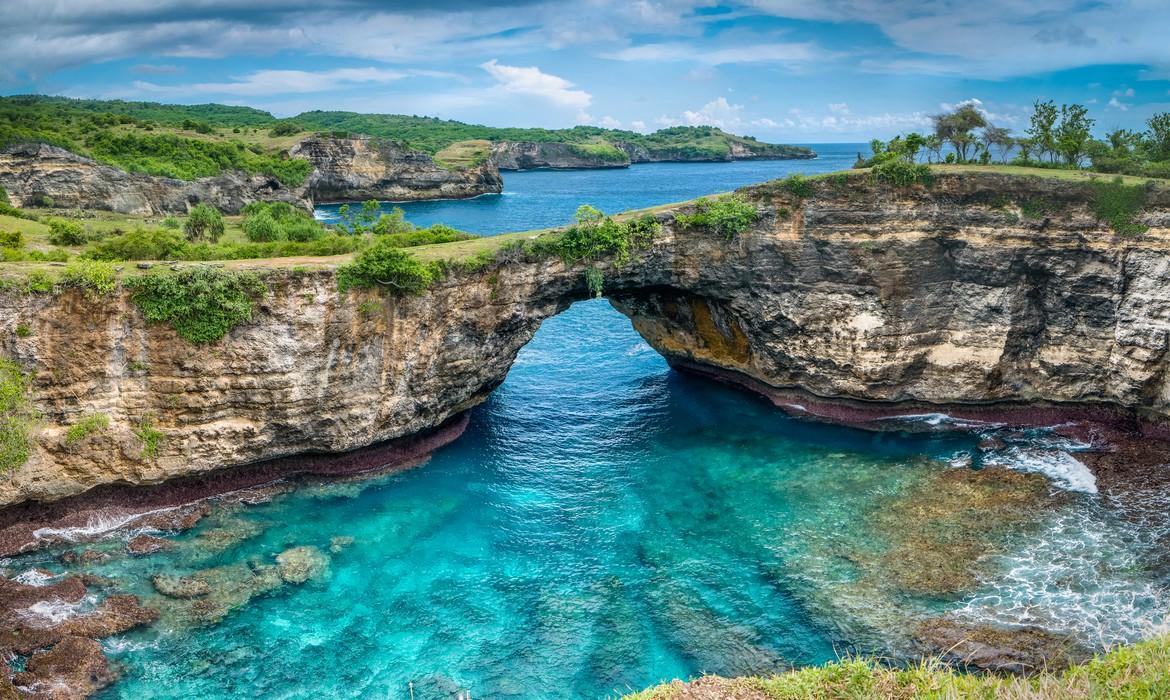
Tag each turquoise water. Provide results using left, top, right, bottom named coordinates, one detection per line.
left=6, top=155, right=1170, bottom=698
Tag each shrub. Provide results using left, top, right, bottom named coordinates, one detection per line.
left=553, top=206, right=660, bottom=267
left=134, top=416, right=163, bottom=459
left=183, top=203, right=225, bottom=243
left=0, top=358, right=34, bottom=474
left=584, top=267, right=605, bottom=297
left=0, top=230, right=22, bottom=248
left=65, top=413, right=110, bottom=446
left=47, top=217, right=87, bottom=245
left=243, top=210, right=283, bottom=242
left=779, top=174, right=814, bottom=198
left=161, top=217, right=181, bottom=230
left=14, top=324, right=31, bottom=337
left=283, top=218, right=324, bottom=242
left=675, top=195, right=758, bottom=239
left=268, top=121, right=303, bottom=137
left=84, top=227, right=187, bottom=261
left=371, top=207, right=414, bottom=236
left=62, top=259, right=117, bottom=295
left=870, top=159, right=933, bottom=188
left=1090, top=177, right=1149, bottom=237
left=337, top=241, right=435, bottom=295
left=127, top=267, right=267, bottom=343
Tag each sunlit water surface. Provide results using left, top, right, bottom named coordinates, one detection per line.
left=5, top=152, right=1169, bottom=699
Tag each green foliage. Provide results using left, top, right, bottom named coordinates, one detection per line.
left=243, top=210, right=282, bottom=242
left=161, top=217, right=181, bottom=230
left=779, top=174, right=813, bottom=198
left=241, top=201, right=327, bottom=243
left=183, top=203, right=225, bottom=242
left=134, top=415, right=163, bottom=460
left=583, top=267, right=605, bottom=297
left=1089, top=177, right=1149, bottom=236
left=24, top=271, right=54, bottom=293
left=127, top=267, right=267, bottom=343
left=1019, top=197, right=1061, bottom=220
left=0, top=358, right=34, bottom=474
left=336, top=240, right=435, bottom=295
left=14, top=324, right=31, bottom=337
left=567, top=141, right=627, bottom=163
left=554, top=206, right=660, bottom=267
left=675, top=195, right=758, bottom=240
left=47, top=217, right=87, bottom=245
left=61, top=259, right=117, bottom=295
left=65, top=412, right=110, bottom=446
left=83, top=227, right=185, bottom=261
left=371, top=207, right=413, bottom=236
left=870, top=159, right=933, bottom=187
left=0, top=230, right=22, bottom=248
left=268, top=121, right=303, bottom=137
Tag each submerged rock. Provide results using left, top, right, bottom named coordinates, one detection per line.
left=151, top=574, right=211, bottom=599
left=275, top=546, right=330, bottom=584
left=12, top=635, right=114, bottom=700
left=914, top=617, right=1094, bottom=674
left=127, top=534, right=171, bottom=556
left=329, top=535, right=354, bottom=554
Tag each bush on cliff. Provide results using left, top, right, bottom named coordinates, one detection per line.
left=127, top=267, right=267, bottom=344
left=870, top=159, right=933, bottom=188
left=336, top=240, right=435, bottom=295
left=61, top=259, right=117, bottom=295
left=675, top=195, right=757, bottom=239
left=242, top=201, right=327, bottom=242
left=0, top=358, right=34, bottom=474
left=1089, top=176, right=1150, bottom=237
left=47, top=217, right=87, bottom=246
left=183, top=203, right=225, bottom=243
left=84, top=227, right=187, bottom=261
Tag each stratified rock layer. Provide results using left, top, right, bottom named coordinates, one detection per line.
left=0, top=143, right=310, bottom=215
left=292, top=136, right=502, bottom=202
left=2, top=171, right=1170, bottom=509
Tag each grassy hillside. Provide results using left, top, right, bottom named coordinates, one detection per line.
left=625, top=635, right=1170, bottom=700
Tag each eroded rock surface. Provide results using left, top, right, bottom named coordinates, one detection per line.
left=2, top=172, right=1170, bottom=511
left=292, top=136, right=501, bottom=202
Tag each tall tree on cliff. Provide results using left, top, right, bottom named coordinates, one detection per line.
left=932, top=104, right=987, bottom=163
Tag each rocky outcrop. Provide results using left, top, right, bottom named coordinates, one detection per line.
left=617, top=139, right=816, bottom=163
left=491, top=141, right=629, bottom=169
left=2, top=171, right=1170, bottom=513
left=490, top=139, right=817, bottom=169
left=292, top=136, right=502, bottom=202
left=0, top=143, right=310, bottom=215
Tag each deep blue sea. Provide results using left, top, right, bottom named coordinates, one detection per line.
left=314, top=144, right=864, bottom=234
left=7, top=148, right=1169, bottom=699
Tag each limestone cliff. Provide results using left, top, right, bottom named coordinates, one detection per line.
left=2, top=171, right=1170, bottom=509
left=291, top=136, right=502, bottom=202
left=0, top=143, right=310, bottom=215
left=490, top=141, right=630, bottom=169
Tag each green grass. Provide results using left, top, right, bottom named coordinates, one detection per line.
left=434, top=139, right=493, bottom=170
left=625, top=635, right=1170, bottom=700
left=0, top=358, right=34, bottom=474
left=64, top=412, right=110, bottom=446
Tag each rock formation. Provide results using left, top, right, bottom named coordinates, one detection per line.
left=490, top=139, right=816, bottom=170
left=2, top=171, right=1169, bottom=514
left=291, top=136, right=502, bottom=202
left=0, top=143, right=309, bottom=215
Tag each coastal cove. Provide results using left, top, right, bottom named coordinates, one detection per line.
left=2, top=155, right=1170, bottom=698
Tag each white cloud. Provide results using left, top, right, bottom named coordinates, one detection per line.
left=1108, top=97, right=1129, bottom=111
left=604, top=41, right=822, bottom=66
left=657, top=97, right=746, bottom=129
left=630, top=119, right=648, bottom=132
left=132, top=67, right=407, bottom=96
left=597, top=115, right=622, bottom=128
left=747, top=0, right=1170, bottom=79
left=828, top=102, right=849, bottom=114
left=480, top=59, right=591, bottom=109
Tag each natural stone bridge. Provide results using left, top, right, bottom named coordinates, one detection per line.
left=3, top=171, right=1170, bottom=518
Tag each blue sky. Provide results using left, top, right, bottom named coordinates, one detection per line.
left=2, top=1, right=1169, bottom=142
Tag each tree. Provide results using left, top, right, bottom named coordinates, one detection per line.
left=1054, top=103, right=1094, bottom=167
left=924, top=134, right=944, bottom=163
left=1146, top=113, right=1170, bottom=161
left=932, top=104, right=987, bottom=163
left=1014, top=136, right=1036, bottom=162
left=183, top=203, right=225, bottom=243
left=982, top=125, right=1014, bottom=163
left=903, top=132, right=927, bottom=163
left=1028, top=100, right=1059, bottom=163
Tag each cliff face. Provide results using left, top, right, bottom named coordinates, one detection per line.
left=3, top=172, right=1170, bottom=509
left=617, top=139, right=816, bottom=163
left=490, top=141, right=629, bottom=169
left=292, top=136, right=502, bottom=202
left=0, top=143, right=310, bottom=215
